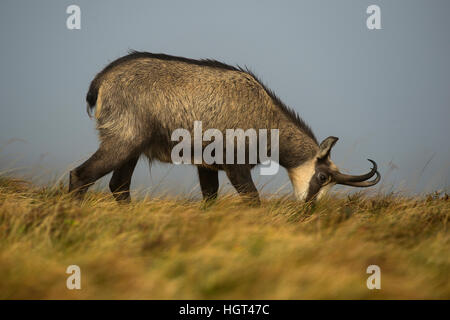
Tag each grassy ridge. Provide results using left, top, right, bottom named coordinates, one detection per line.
left=0, top=176, right=448, bottom=299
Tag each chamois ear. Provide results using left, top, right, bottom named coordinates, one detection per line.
left=317, top=136, right=339, bottom=160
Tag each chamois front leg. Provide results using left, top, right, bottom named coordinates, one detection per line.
left=224, top=165, right=260, bottom=205
left=197, top=166, right=219, bottom=201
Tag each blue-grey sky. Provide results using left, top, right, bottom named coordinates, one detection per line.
left=0, top=0, right=449, bottom=196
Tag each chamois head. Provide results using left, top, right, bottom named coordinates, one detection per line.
left=288, top=136, right=380, bottom=201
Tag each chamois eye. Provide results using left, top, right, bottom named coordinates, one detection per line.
left=317, top=172, right=328, bottom=184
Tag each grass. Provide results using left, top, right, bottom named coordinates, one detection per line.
left=0, top=175, right=448, bottom=299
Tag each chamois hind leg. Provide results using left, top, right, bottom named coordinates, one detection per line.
left=197, top=166, right=219, bottom=201
left=224, top=165, right=260, bottom=205
left=109, top=156, right=139, bottom=203
left=69, top=139, right=141, bottom=199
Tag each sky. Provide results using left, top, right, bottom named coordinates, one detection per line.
left=0, top=0, right=449, bottom=197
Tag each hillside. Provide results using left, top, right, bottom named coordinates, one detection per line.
left=0, top=176, right=448, bottom=299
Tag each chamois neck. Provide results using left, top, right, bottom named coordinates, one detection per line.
left=278, top=126, right=319, bottom=169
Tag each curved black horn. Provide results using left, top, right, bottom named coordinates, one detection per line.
left=334, top=159, right=378, bottom=184
left=336, top=171, right=381, bottom=187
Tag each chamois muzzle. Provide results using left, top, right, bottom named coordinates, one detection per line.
left=333, top=159, right=381, bottom=187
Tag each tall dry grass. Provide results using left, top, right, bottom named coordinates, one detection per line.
left=0, top=175, right=448, bottom=299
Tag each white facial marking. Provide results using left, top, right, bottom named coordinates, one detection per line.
left=316, top=183, right=335, bottom=200
left=287, top=158, right=316, bottom=201
left=329, top=160, right=339, bottom=172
